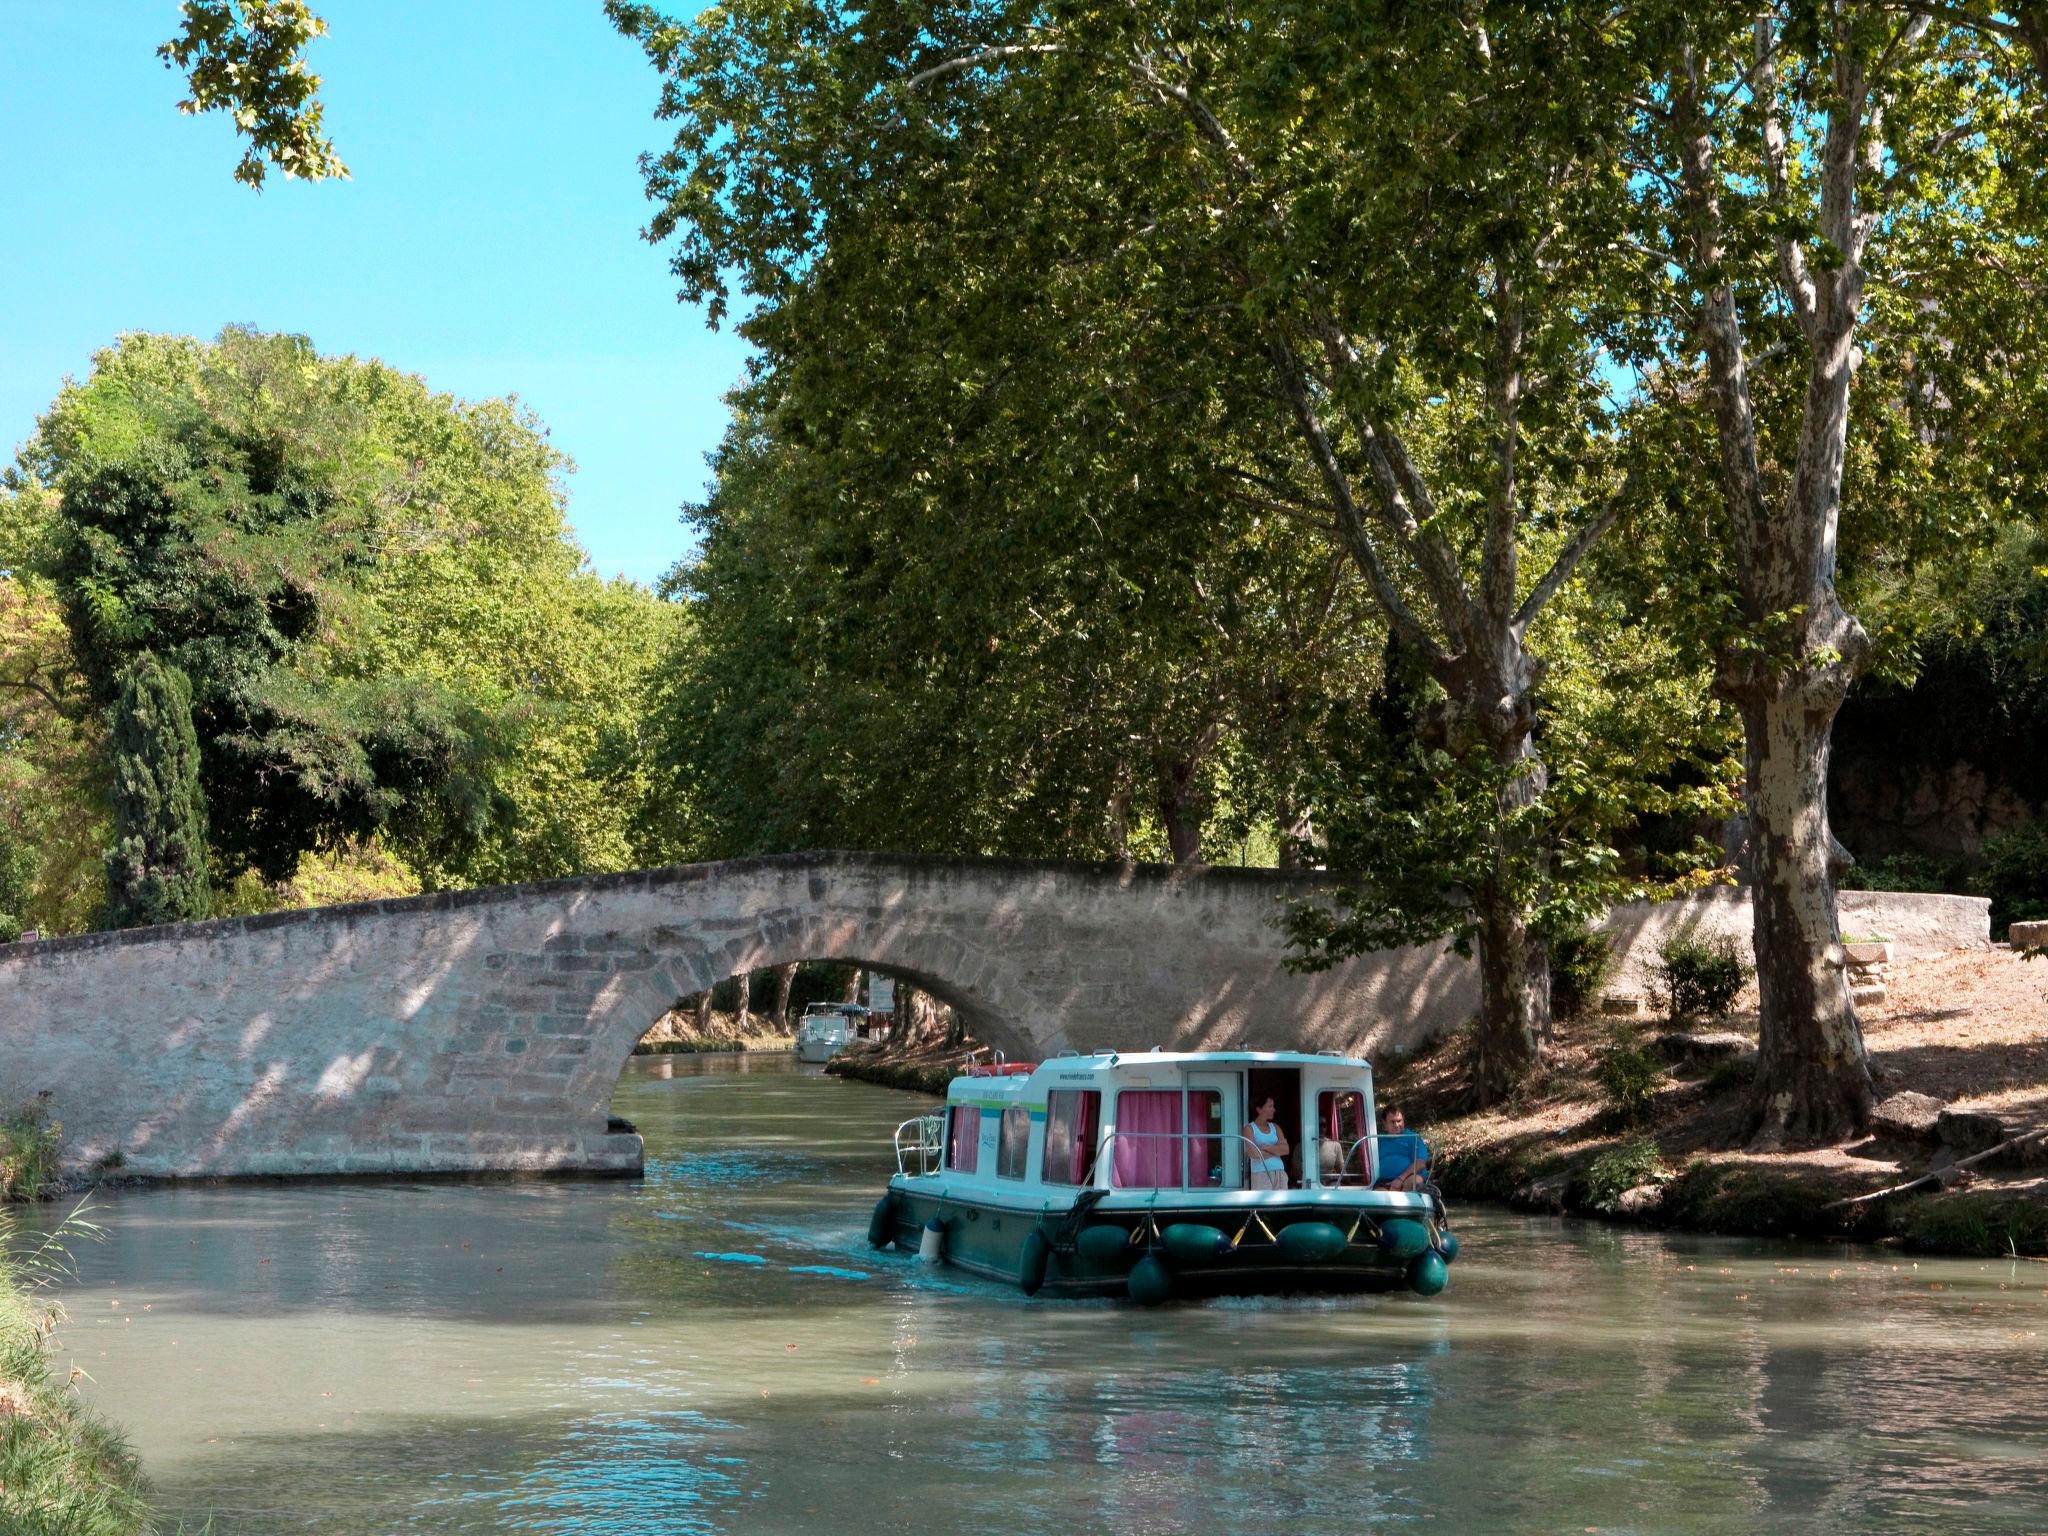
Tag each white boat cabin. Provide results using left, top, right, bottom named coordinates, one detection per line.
left=907, top=1050, right=1397, bottom=1195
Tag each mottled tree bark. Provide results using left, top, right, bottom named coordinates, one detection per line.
left=733, top=967, right=751, bottom=1034
left=693, top=987, right=714, bottom=1034
left=1672, top=30, right=1879, bottom=1145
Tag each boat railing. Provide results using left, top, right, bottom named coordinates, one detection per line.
left=1313, top=1135, right=1378, bottom=1187
left=893, top=1113, right=944, bottom=1177
left=1078, top=1128, right=1233, bottom=1190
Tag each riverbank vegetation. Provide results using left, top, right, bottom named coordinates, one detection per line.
left=0, top=1200, right=151, bottom=1534
left=1380, top=948, right=2048, bottom=1256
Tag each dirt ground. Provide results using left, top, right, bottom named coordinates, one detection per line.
left=1376, top=946, right=2048, bottom=1254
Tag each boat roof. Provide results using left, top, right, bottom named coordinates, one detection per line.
left=944, top=1049, right=1374, bottom=1100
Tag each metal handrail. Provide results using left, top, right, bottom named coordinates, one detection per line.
left=1077, top=1127, right=1236, bottom=1190
left=893, top=1113, right=944, bottom=1177
left=1312, top=1134, right=1377, bottom=1186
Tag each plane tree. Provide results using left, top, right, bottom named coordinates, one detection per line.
left=610, top=0, right=1695, bottom=1099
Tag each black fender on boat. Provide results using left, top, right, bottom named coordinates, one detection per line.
left=1127, top=1252, right=1173, bottom=1306
left=1019, top=1229, right=1051, bottom=1295
left=867, top=1193, right=897, bottom=1250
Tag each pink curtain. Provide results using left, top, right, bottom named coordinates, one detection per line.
left=948, top=1106, right=980, bottom=1173
left=1113, top=1091, right=1185, bottom=1187
left=1187, top=1092, right=1218, bottom=1186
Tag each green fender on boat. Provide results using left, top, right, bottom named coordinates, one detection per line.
left=1379, top=1217, right=1430, bottom=1261
left=1276, top=1221, right=1348, bottom=1264
left=1127, top=1253, right=1173, bottom=1306
left=1075, top=1224, right=1133, bottom=1266
left=866, top=1194, right=897, bottom=1250
left=1161, top=1223, right=1231, bottom=1265
left=1407, top=1250, right=1449, bottom=1297
left=1019, top=1230, right=1051, bottom=1295
left=1437, top=1230, right=1461, bottom=1263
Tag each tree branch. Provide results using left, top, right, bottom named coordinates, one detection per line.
left=904, top=43, right=1061, bottom=92
left=1266, top=337, right=1445, bottom=662
left=1512, top=467, right=1640, bottom=634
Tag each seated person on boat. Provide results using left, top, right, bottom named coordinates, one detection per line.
left=1375, top=1104, right=1430, bottom=1192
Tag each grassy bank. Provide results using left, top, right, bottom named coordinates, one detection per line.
left=1383, top=947, right=2048, bottom=1257
left=1, top=1209, right=153, bottom=1534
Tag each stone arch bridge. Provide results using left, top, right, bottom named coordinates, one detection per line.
left=0, top=852, right=1984, bottom=1183
left=0, top=852, right=1474, bottom=1183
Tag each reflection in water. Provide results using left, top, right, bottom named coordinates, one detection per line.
left=35, top=1052, right=2048, bottom=1533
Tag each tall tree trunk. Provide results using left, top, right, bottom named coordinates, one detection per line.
left=844, top=967, right=863, bottom=1003
left=1156, top=727, right=1221, bottom=866
left=1732, top=678, right=1873, bottom=1144
left=693, top=987, right=713, bottom=1034
left=769, top=961, right=798, bottom=1031
left=1275, top=793, right=1313, bottom=870
left=1673, top=34, right=1879, bottom=1145
left=1470, top=887, right=1548, bottom=1100
left=733, top=967, right=751, bottom=1034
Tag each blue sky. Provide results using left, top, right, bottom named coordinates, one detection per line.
left=1, top=1, right=750, bottom=586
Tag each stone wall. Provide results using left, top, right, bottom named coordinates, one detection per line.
left=0, top=852, right=1989, bottom=1184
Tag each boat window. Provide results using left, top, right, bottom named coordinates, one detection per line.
left=1110, top=1090, right=1176, bottom=1187
left=946, top=1106, right=981, bottom=1174
left=1316, top=1090, right=1371, bottom=1185
left=996, top=1105, right=1032, bottom=1179
left=1188, top=1090, right=1223, bottom=1187
left=1042, top=1090, right=1100, bottom=1185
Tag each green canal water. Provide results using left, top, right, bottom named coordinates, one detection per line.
left=43, top=1053, right=2048, bottom=1533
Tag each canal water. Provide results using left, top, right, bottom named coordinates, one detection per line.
left=42, top=1053, right=2048, bottom=1533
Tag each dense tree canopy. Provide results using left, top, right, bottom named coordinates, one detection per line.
left=610, top=0, right=2048, bottom=1129
left=8, top=328, right=680, bottom=920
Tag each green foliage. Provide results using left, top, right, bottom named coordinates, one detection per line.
left=1, top=1200, right=149, bottom=1535
left=0, top=1095, right=63, bottom=1203
left=1652, top=934, right=1752, bottom=1024
left=0, top=568, right=107, bottom=938
left=1583, top=1137, right=1662, bottom=1213
left=1703, top=1055, right=1756, bottom=1096
left=1595, top=1037, right=1663, bottom=1129
left=21, top=328, right=678, bottom=911
left=103, top=656, right=212, bottom=928
left=1547, top=926, right=1616, bottom=1021
left=159, top=0, right=346, bottom=188
left=1895, top=1192, right=2048, bottom=1258
left=1838, top=851, right=1972, bottom=897
left=1980, top=822, right=2048, bottom=937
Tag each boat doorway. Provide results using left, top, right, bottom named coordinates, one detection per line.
left=1245, top=1066, right=1304, bottom=1187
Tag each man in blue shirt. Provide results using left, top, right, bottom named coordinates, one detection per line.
left=1375, top=1105, right=1430, bottom=1192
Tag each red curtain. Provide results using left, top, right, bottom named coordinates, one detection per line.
left=1113, top=1091, right=1185, bottom=1187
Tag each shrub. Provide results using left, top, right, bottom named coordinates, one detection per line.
left=1704, top=1056, right=1755, bottom=1095
left=1546, top=925, right=1615, bottom=1020
left=1596, top=1035, right=1663, bottom=1128
left=1584, top=1136, right=1663, bottom=1212
left=1, top=1095, right=63, bottom=1202
left=1838, top=850, right=1970, bottom=895
left=1979, top=821, right=2048, bottom=939
left=1651, top=933, right=1752, bottom=1022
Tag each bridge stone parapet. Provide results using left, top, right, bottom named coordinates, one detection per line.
left=0, top=852, right=1988, bottom=1184
left=0, top=853, right=1473, bottom=1183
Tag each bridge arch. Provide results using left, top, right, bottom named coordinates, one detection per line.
left=0, top=850, right=1487, bottom=1183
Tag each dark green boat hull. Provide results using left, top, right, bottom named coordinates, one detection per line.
left=882, top=1187, right=1439, bottom=1300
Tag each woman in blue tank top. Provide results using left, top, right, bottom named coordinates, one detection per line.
left=1242, top=1094, right=1290, bottom=1190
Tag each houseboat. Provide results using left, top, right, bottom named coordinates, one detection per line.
left=868, top=1050, right=1456, bottom=1303
left=796, top=1003, right=866, bottom=1064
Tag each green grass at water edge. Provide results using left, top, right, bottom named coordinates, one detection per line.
left=1, top=1212, right=154, bottom=1535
